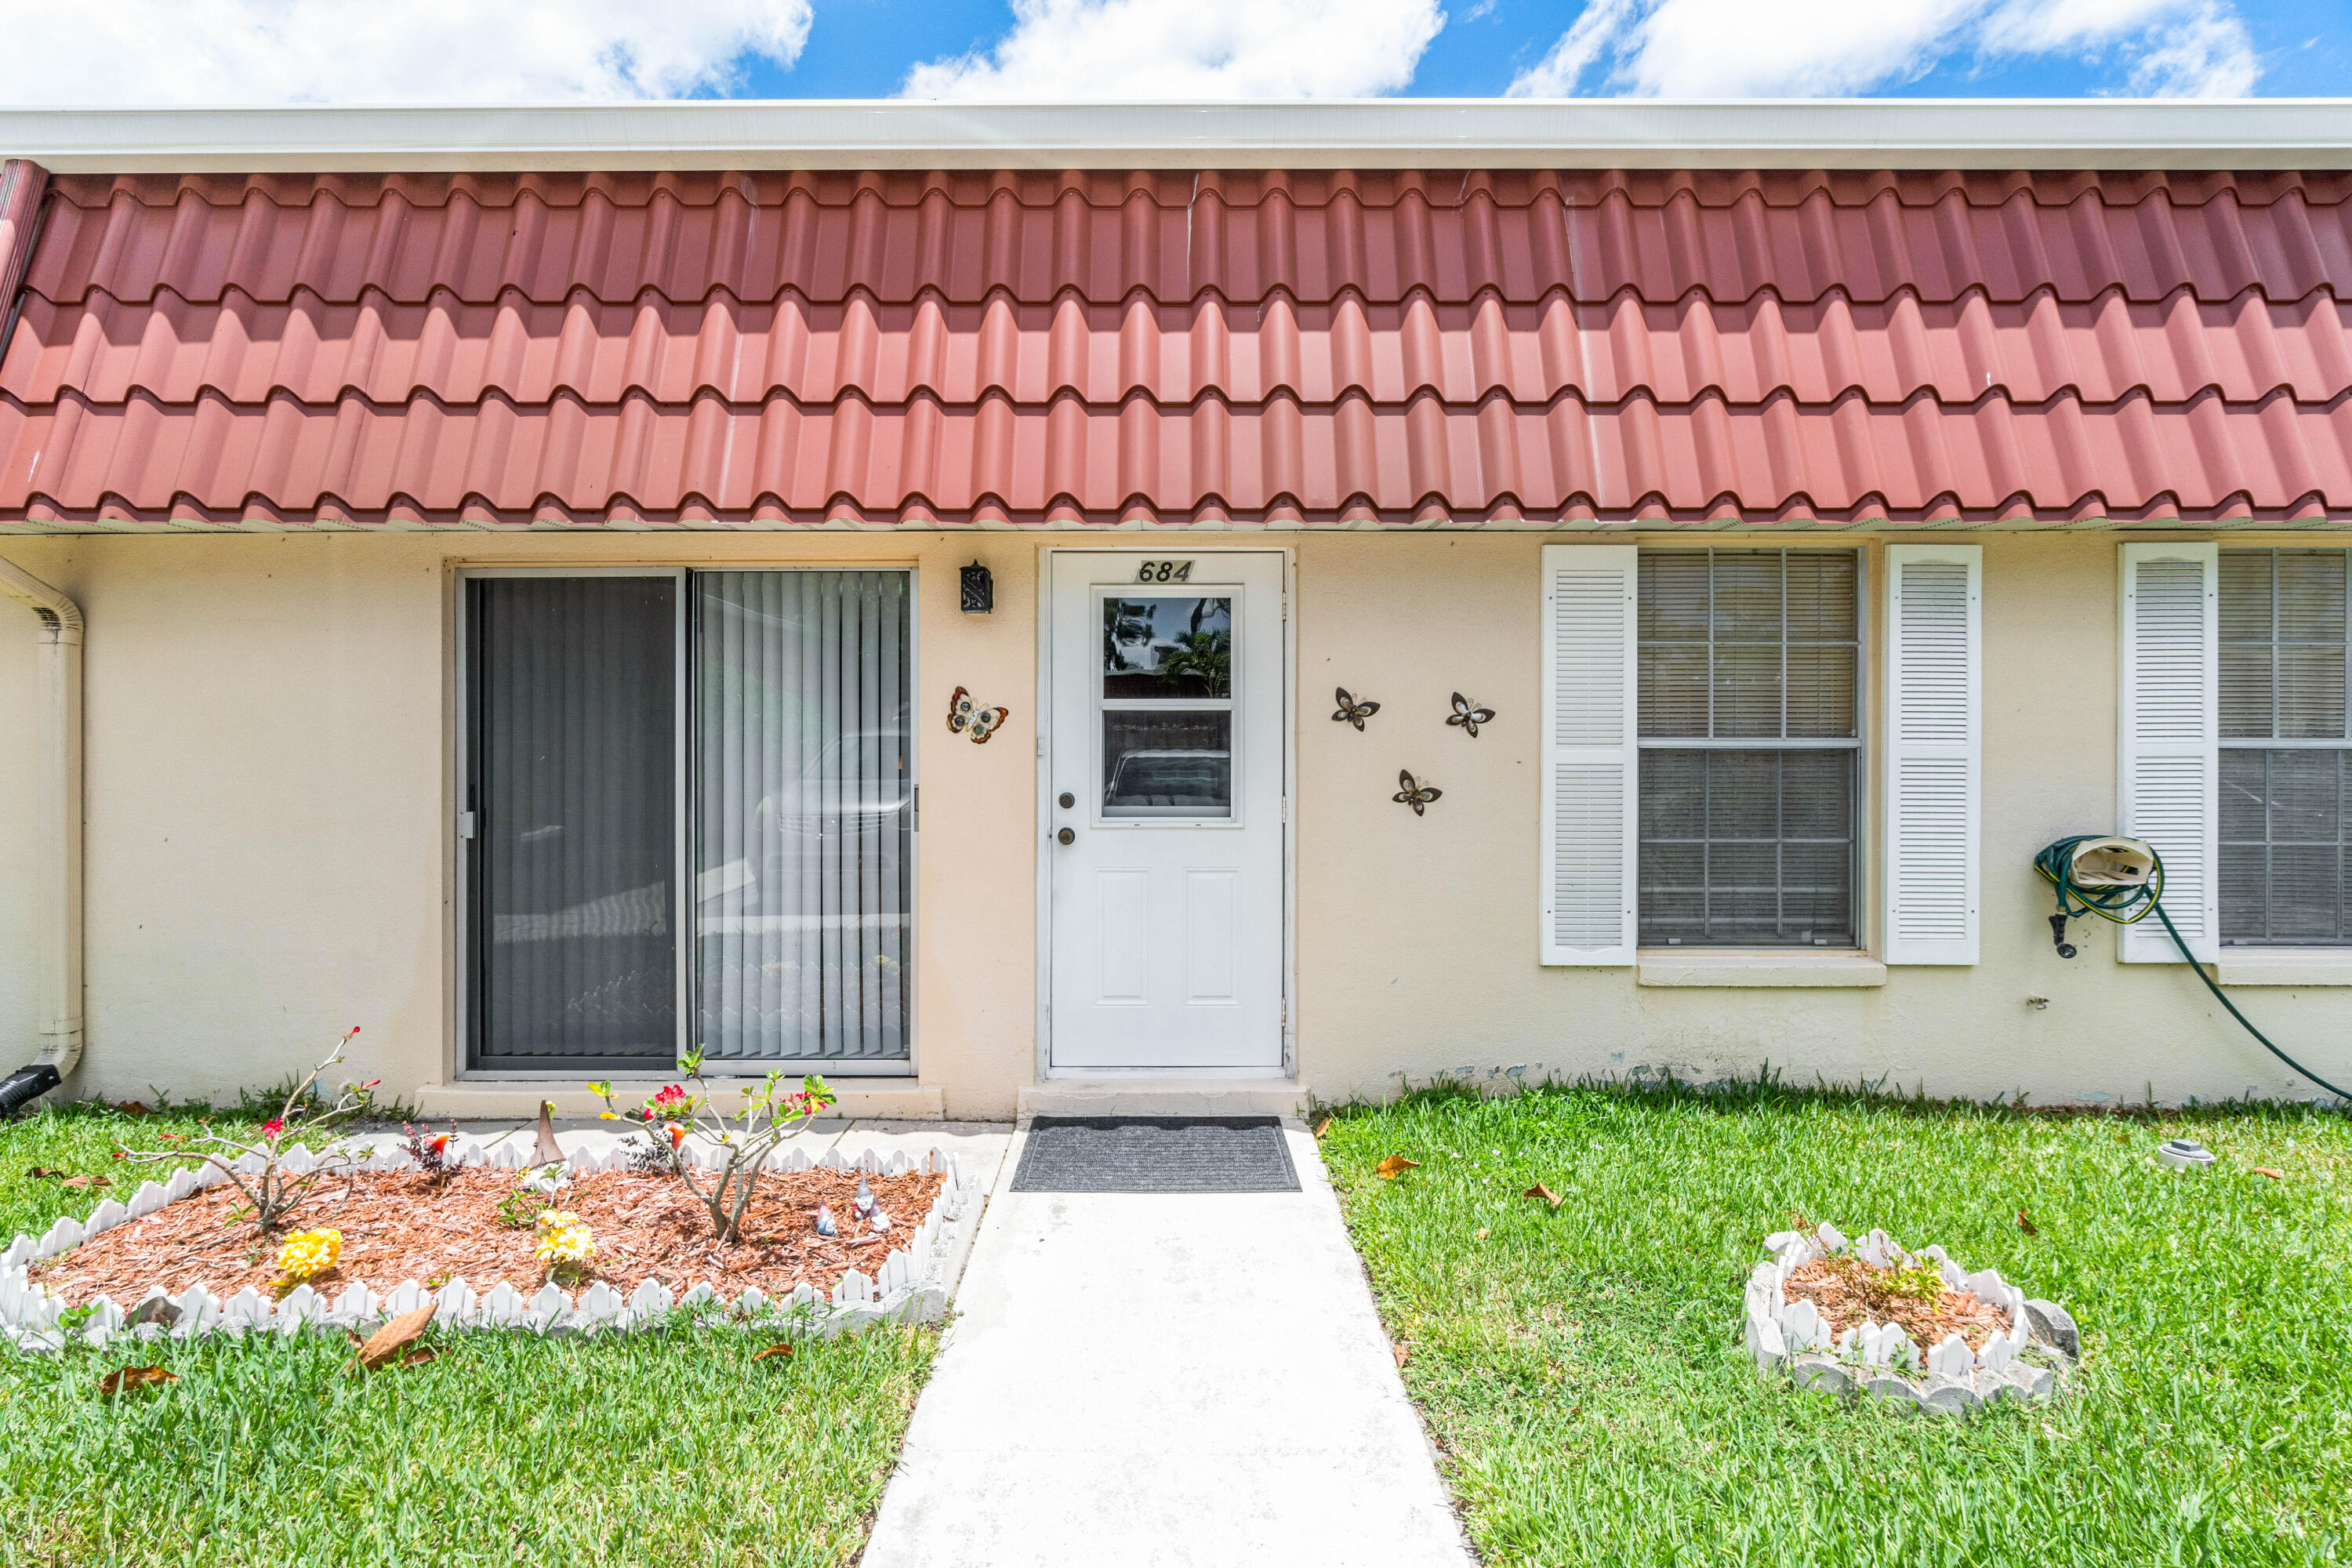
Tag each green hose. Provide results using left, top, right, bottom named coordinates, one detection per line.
left=2036, top=837, right=2350, bottom=1105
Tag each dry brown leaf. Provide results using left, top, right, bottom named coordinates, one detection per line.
left=752, top=1343, right=797, bottom=1362
left=60, top=1174, right=111, bottom=1192
left=97, top=1366, right=177, bottom=1396
left=1312, top=1117, right=1333, bottom=1140
left=2252, top=1166, right=2284, bottom=1181
left=2017, top=1208, right=2039, bottom=1236
left=1523, top=1183, right=1562, bottom=1209
left=399, top=1345, right=439, bottom=1368
left=357, top=1304, right=437, bottom=1370
left=1474, top=1228, right=1490, bottom=1240
left=116, top=1101, right=151, bottom=1117
left=25, top=1167, right=64, bottom=1180
left=1375, top=1155, right=1421, bottom=1181
left=1392, top=1343, right=1410, bottom=1369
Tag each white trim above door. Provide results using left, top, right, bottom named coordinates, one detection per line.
left=1039, top=550, right=1291, bottom=1075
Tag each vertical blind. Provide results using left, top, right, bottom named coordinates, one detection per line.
left=469, top=576, right=677, bottom=1069
left=2220, top=549, right=2351, bottom=944
left=694, top=572, right=913, bottom=1062
left=1636, top=550, right=1860, bottom=947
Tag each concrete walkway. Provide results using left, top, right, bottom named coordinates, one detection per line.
left=862, top=1123, right=1475, bottom=1568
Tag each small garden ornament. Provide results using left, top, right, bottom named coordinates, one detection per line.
left=591, top=1057, right=837, bottom=1244
left=119, top=1028, right=377, bottom=1236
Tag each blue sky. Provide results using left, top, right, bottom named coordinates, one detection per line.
left=768, top=0, right=2348, bottom=99
left=9, top=0, right=2347, bottom=105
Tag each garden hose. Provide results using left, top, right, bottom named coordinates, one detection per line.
left=2036, top=836, right=2351, bottom=1105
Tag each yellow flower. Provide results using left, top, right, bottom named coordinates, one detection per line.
left=274, top=1228, right=343, bottom=1283
left=533, top=1210, right=595, bottom=1266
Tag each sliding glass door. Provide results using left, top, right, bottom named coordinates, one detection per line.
left=694, top=572, right=912, bottom=1062
left=464, top=569, right=913, bottom=1074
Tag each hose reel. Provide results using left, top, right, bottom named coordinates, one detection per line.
left=2035, top=835, right=2349, bottom=1104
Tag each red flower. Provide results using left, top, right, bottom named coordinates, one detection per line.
left=430, top=1134, right=450, bottom=1154
left=260, top=1117, right=285, bottom=1142
left=667, top=1124, right=687, bottom=1150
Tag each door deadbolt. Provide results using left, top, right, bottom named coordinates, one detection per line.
left=1057, top=827, right=1076, bottom=845
left=1058, top=792, right=1075, bottom=809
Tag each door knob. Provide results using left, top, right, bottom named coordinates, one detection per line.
left=1058, top=792, right=1076, bottom=809
left=1057, top=827, right=1076, bottom=846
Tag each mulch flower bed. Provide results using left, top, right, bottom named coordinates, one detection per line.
left=30, top=1166, right=945, bottom=1307
left=1781, top=1254, right=2013, bottom=1352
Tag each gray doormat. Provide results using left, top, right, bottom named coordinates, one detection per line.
left=1010, top=1116, right=1301, bottom=1193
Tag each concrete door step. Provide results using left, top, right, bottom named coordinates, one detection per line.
left=1018, top=1079, right=1308, bottom=1120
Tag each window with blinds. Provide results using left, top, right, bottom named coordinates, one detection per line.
left=1636, top=549, right=1861, bottom=946
left=2220, top=549, right=2351, bottom=945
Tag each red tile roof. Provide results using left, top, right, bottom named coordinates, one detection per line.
left=4, top=167, right=2349, bottom=529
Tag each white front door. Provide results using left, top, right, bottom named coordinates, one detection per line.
left=1047, top=551, right=1287, bottom=1070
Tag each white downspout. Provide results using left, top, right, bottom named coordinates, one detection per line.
left=0, top=557, right=83, bottom=1109
left=0, top=155, right=74, bottom=1111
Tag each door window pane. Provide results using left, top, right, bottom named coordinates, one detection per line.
left=468, top=576, right=677, bottom=1069
left=1103, top=597, right=1232, bottom=699
left=694, top=572, right=913, bottom=1064
left=1102, top=711, right=1232, bottom=818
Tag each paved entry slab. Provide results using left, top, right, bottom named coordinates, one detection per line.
left=862, top=1123, right=1474, bottom=1568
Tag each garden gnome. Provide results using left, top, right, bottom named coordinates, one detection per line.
left=814, top=1203, right=837, bottom=1238
left=851, top=1175, right=876, bottom=1221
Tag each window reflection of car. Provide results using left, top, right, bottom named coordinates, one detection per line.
left=1106, top=748, right=1231, bottom=813
left=699, top=731, right=911, bottom=909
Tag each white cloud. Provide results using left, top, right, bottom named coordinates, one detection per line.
left=0, top=0, right=812, bottom=103
left=1508, top=0, right=2261, bottom=98
left=2124, top=2, right=2262, bottom=95
left=1506, top=0, right=1638, bottom=97
left=901, top=0, right=1445, bottom=100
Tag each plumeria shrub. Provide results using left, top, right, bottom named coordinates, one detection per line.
left=122, top=1028, right=377, bottom=1235
left=591, top=1055, right=837, bottom=1243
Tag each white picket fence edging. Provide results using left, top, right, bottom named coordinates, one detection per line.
left=1743, top=1221, right=2078, bottom=1414
left=2, top=1138, right=975, bottom=1355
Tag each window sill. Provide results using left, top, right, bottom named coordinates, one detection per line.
left=1635, top=950, right=1888, bottom=988
left=2212, top=950, right=2352, bottom=987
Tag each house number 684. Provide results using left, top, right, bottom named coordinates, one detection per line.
left=1136, top=561, right=1194, bottom=583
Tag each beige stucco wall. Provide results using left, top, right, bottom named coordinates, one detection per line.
left=1, top=528, right=2347, bottom=1118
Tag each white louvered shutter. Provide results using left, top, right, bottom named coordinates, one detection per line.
left=1883, top=545, right=1981, bottom=964
left=2119, top=543, right=2220, bottom=964
left=1541, top=544, right=1637, bottom=965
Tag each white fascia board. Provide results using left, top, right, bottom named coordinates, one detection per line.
left=5, top=99, right=2352, bottom=175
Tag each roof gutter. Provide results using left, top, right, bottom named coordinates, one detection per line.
left=3, top=98, right=2351, bottom=174
left=0, top=157, right=82, bottom=1116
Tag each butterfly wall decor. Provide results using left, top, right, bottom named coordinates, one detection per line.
left=1332, top=687, right=1381, bottom=731
left=1446, top=692, right=1496, bottom=737
left=946, top=685, right=1010, bottom=744
left=1392, top=770, right=1442, bottom=816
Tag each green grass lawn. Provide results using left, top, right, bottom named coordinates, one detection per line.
left=1323, top=1080, right=2352, bottom=1568
left=1, top=1103, right=936, bottom=1568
